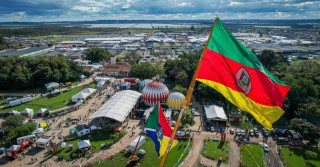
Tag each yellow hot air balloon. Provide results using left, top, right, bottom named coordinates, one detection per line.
left=167, top=92, right=185, bottom=110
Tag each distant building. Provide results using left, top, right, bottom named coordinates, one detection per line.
left=0, top=47, right=54, bottom=57
left=104, top=57, right=132, bottom=76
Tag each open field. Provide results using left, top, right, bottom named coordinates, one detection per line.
left=280, top=146, right=320, bottom=167
left=241, top=144, right=266, bottom=167
left=93, top=137, right=191, bottom=167
left=202, top=140, right=229, bottom=164
left=0, top=86, right=83, bottom=112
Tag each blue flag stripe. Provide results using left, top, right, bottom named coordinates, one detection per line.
left=146, top=129, right=160, bottom=156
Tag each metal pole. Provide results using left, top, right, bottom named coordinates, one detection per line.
left=159, top=17, right=219, bottom=167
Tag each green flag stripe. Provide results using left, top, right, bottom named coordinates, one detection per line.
left=207, top=19, right=287, bottom=86
left=145, top=104, right=159, bottom=129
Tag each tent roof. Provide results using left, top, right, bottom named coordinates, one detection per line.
left=8, top=145, right=20, bottom=151
left=72, top=88, right=97, bottom=100
left=37, top=108, right=48, bottom=114
left=90, top=90, right=141, bottom=123
left=32, top=128, right=44, bottom=134
left=51, top=89, right=61, bottom=94
left=21, top=108, right=34, bottom=114
left=204, top=105, right=227, bottom=121
left=45, top=82, right=59, bottom=89
left=10, top=110, right=20, bottom=115
left=77, top=140, right=91, bottom=149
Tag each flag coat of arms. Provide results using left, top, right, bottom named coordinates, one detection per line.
left=196, top=18, right=290, bottom=130
left=145, top=103, right=178, bottom=157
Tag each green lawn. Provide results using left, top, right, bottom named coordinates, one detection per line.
left=93, top=137, right=192, bottom=167
left=241, top=144, right=266, bottom=167
left=202, top=140, right=229, bottom=163
left=0, top=86, right=83, bottom=112
left=57, top=131, right=125, bottom=160
left=0, top=99, right=4, bottom=105
left=88, top=83, right=97, bottom=88
left=279, top=146, right=320, bottom=167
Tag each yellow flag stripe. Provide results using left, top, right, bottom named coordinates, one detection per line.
left=159, top=137, right=178, bottom=157
left=197, top=79, right=284, bottom=130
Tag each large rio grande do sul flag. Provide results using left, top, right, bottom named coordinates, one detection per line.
left=146, top=103, right=178, bottom=157
left=196, top=18, right=290, bottom=130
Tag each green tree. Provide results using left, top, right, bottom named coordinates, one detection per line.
left=288, top=118, right=320, bottom=144
left=172, top=85, right=188, bottom=95
left=257, top=50, right=288, bottom=71
left=240, top=115, right=253, bottom=135
left=7, top=123, right=36, bottom=141
left=175, top=70, right=188, bottom=87
left=0, top=34, right=5, bottom=45
left=83, top=47, right=111, bottom=63
left=1, top=115, right=25, bottom=131
left=129, top=63, right=163, bottom=79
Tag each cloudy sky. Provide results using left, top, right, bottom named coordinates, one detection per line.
left=0, top=0, right=319, bottom=22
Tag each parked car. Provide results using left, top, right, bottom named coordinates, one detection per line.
left=191, top=108, right=195, bottom=114
left=236, top=129, right=241, bottom=136
left=254, top=128, right=259, bottom=137
left=206, top=126, right=214, bottom=132
left=249, top=129, right=254, bottom=137
left=241, top=130, right=246, bottom=136
left=220, top=128, right=225, bottom=133
left=230, top=129, right=234, bottom=135
left=263, top=129, right=269, bottom=137
left=176, top=130, right=186, bottom=137
left=263, top=143, right=269, bottom=152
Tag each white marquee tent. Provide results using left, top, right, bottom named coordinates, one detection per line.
left=90, top=90, right=141, bottom=123
left=72, top=88, right=97, bottom=102
left=204, top=105, right=227, bottom=121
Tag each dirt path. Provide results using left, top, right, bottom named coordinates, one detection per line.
left=229, top=141, right=240, bottom=167
left=180, top=136, right=203, bottom=167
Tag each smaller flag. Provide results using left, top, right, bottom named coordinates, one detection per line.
left=145, top=103, right=178, bottom=157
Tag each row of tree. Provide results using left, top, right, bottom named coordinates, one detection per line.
left=0, top=56, right=87, bottom=90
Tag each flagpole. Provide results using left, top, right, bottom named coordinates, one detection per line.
left=159, top=17, right=219, bottom=167
left=130, top=106, right=156, bottom=161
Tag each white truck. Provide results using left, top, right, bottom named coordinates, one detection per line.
left=17, top=134, right=37, bottom=145
left=129, top=136, right=146, bottom=152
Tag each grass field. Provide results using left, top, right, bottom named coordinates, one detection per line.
left=88, top=83, right=97, bottom=88
left=290, top=59, right=320, bottom=66
left=0, top=99, right=4, bottom=105
left=280, top=146, right=320, bottom=167
left=56, top=131, right=125, bottom=160
left=241, top=144, right=266, bottom=167
left=28, top=36, right=73, bottom=41
left=0, top=86, right=83, bottom=112
left=202, top=140, right=229, bottom=163
left=93, top=137, right=191, bottom=167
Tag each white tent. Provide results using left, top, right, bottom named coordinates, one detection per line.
left=77, top=140, right=91, bottom=149
left=204, top=105, right=227, bottom=121
left=90, top=90, right=141, bottom=123
left=32, top=128, right=44, bottom=135
left=8, top=145, right=20, bottom=151
left=72, top=88, right=97, bottom=102
left=37, top=108, right=48, bottom=115
left=21, top=108, right=34, bottom=117
left=45, top=82, right=59, bottom=89
left=9, top=110, right=20, bottom=115
left=51, top=89, right=61, bottom=94
left=82, top=88, right=96, bottom=94
left=96, top=81, right=105, bottom=88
